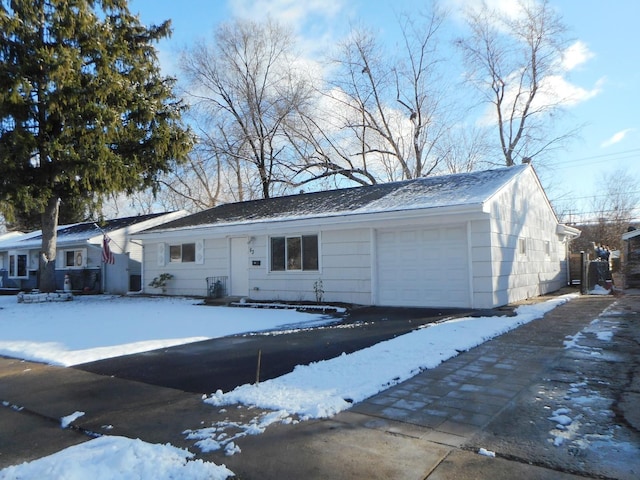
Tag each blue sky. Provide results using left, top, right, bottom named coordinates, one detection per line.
left=130, top=0, right=639, bottom=222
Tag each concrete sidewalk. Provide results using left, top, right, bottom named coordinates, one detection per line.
left=1, top=292, right=639, bottom=479
left=211, top=293, right=640, bottom=479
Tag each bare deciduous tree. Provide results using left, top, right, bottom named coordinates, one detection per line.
left=294, top=5, right=453, bottom=185
left=587, top=169, right=640, bottom=250
left=160, top=152, right=222, bottom=212
left=457, top=0, right=575, bottom=167
left=440, top=126, right=491, bottom=174
left=568, top=168, right=639, bottom=254
left=180, top=19, right=313, bottom=199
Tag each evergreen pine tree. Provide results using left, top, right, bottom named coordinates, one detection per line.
left=0, top=0, right=192, bottom=291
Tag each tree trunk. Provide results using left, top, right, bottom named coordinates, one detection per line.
left=39, top=197, right=60, bottom=292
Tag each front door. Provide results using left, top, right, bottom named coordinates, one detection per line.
left=230, top=237, right=249, bottom=297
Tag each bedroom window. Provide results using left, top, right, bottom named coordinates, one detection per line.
left=169, top=243, right=196, bottom=263
left=270, top=235, right=318, bottom=271
left=8, top=251, right=28, bottom=279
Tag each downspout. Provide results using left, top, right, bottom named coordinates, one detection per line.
left=130, top=240, right=144, bottom=293
left=565, top=238, right=571, bottom=286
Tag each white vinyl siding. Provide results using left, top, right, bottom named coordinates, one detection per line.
left=246, top=229, right=371, bottom=305
left=482, top=168, right=566, bottom=307
left=146, top=238, right=224, bottom=296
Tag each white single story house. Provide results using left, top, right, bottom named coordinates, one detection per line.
left=136, top=165, right=580, bottom=309
left=0, top=212, right=185, bottom=294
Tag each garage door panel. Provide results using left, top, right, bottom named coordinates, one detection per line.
left=377, top=226, right=470, bottom=308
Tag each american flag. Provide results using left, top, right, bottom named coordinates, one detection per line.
left=102, top=234, right=115, bottom=264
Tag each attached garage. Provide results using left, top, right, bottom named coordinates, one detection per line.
left=376, top=226, right=470, bottom=308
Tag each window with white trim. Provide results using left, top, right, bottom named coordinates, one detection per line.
left=169, top=243, right=196, bottom=263
left=8, top=251, right=28, bottom=279
left=62, top=249, right=87, bottom=268
left=270, top=235, right=319, bottom=271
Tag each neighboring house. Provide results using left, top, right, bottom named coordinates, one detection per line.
left=136, top=165, right=580, bottom=309
left=621, top=228, right=640, bottom=289
left=0, top=231, right=24, bottom=289
left=0, top=212, right=185, bottom=294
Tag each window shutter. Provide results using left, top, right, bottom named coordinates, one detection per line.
left=158, top=243, right=166, bottom=266
left=195, top=240, right=204, bottom=264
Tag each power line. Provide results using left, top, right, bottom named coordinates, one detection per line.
left=558, top=148, right=640, bottom=165
left=550, top=189, right=640, bottom=203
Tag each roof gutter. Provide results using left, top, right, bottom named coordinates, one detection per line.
left=556, top=224, right=581, bottom=240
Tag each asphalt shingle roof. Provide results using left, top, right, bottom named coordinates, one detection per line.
left=30, top=213, right=170, bottom=242
left=145, top=165, right=528, bottom=232
left=0, top=213, right=173, bottom=249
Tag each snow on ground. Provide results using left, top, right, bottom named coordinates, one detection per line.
left=0, top=436, right=233, bottom=480
left=189, top=294, right=579, bottom=456
left=204, top=294, right=578, bottom=419
left=0, top=293, right=580, bottom=479
left=550, top=304, right=635, bottom=455
left=0, top=295, right=336, bottom=366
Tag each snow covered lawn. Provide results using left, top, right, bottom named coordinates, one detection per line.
left=0, top=293, right=579, bottom=479
left=0, top=294, right=336, bottom=366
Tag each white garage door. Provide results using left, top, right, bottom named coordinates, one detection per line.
left=376, top=226, right=470, bottom=308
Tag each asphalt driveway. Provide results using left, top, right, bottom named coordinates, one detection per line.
left=74, top=305, right=490, bottom=394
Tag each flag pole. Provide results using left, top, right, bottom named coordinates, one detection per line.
left=93, top=223, right=124, bottom=253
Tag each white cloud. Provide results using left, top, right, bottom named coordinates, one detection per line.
left=226, top=0, right=347, bottom=71
left=483, top=0, right=525, bottom=19
left=560, top=40, right=595, bottom=72
left=540, top=74, right=603, bottom=107
left=448, top=0, right=532, bottom=30
left=448, top=0, right=522, bottom=23
left=476, top=71, right=603, bottom=127
left=229, top=0, right=343, bottom=27
left=601, top=128, right=635, bottom=148
left=474, top=37, right=600, bottom=127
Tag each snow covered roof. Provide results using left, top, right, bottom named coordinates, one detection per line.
left=0, top=231, right=24, bottom=242
left=143, top=165, right=530, bottom=233
left=0, top=212, right=178, bottom=250
left=622, top=228, right=640, bottom=241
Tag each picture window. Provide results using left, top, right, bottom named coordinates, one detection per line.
left=270, top=235, right=318, bottom=271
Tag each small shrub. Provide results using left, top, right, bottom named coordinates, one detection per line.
left=149, top=273, right=173, bottom=293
